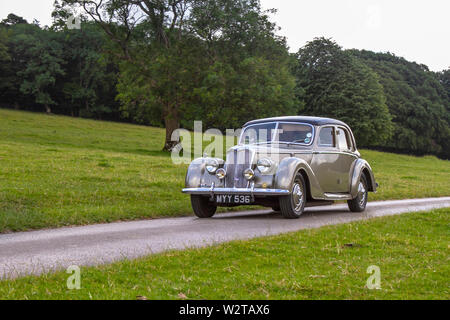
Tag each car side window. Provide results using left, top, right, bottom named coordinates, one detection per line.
left=337, top=128, right=351, bottom=151
left=318, top=127, right=335, bottom=147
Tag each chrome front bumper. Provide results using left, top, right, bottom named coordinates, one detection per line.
left=182, top=187, right=290, bottom=196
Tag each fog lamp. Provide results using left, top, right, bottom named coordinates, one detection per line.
left=216, top=168, right=226, bottom=180
left=243, top=168, right=255, bottom=180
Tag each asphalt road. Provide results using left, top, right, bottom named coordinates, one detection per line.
left=1, top=197, right=449, bottom=279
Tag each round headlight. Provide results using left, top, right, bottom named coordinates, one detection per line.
left=206, top=158, right=219, bottom=174
left=216, top=168, right=226, bottom=180
left=257, top=158, right=273, bottom=174
left=243, top=168, right=255, bottom=180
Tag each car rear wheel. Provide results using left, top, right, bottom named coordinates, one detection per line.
left=279, top=173, right=306, bottom=219
left=191, top=195, right=217, bottom=218
left=348, top=175, right=368, bottom=212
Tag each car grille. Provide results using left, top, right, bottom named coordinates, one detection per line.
left=224, top=148, right=253, bottom=188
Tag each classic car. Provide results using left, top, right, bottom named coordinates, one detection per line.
left=182, top=116, right=377, bottom=219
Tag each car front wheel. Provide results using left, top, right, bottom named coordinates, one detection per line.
left=279, top=173, right=306, bottom=219
left=348, top=175, right=368, bottom=212
left=191, top=195, right=217, bottom=218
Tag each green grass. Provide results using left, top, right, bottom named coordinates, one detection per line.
left=1, top=208, right=448, bottom=300
left=1, top=109, right=449, bottom=232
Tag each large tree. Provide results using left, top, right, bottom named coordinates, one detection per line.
left=58, top=0, right=201, bottom=150
left=294, top=38, right=393, bottom=147
left=60, top=0, right=296, bottom=151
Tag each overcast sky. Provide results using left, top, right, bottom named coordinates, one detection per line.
left=1, top=0, right=448, bottom=71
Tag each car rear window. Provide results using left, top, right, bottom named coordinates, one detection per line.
left=318, top=127, right=335, bottom=147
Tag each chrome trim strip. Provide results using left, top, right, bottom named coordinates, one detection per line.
left=312, top=150, right=359, bottom=158
left=323, top=193, right=353, bottom=200
left=182, top=188, right=290, bottom=196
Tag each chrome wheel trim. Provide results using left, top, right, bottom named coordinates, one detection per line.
left=357, top=181, right=367, bottom=207
left=292, top=182, right=304, bottom=212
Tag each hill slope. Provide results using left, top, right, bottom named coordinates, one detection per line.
left=0, top=109, right=449, bottom=232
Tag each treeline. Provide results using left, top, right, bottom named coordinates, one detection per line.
left=0, top=13, right=120, bottom=120
left=0, top=0, right=448, bottom=159
left=349, top=49, right=449, bottom=157
left=296, top=39, right=449, bottom=158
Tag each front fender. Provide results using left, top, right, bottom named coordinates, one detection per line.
left=185, top=158, right=225, bottom=188
left=274, top=157, right=322, bottom=198
left=185, top=158, right=206, bottom=188
left=350, top=158, right=377, bottom=197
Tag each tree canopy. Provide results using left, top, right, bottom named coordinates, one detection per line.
left=0, top=13, right=120, bottom=119
left=294, top=38, right=393, bottom=147
left=349, top=49, right=450, bottom=158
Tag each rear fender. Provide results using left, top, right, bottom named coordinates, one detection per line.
left=350, top=159, right=377, bottom=197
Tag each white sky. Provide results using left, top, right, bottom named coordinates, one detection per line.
left=260, top=0, right=449, bottom=71
left=1, top=0, right=448, bottom=71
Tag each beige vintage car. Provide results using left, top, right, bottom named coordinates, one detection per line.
left=182, top=116, right=377, bottom=219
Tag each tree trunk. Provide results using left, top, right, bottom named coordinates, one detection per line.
left=163, top=106, right=180, bottom=152
left=45, top=104, right=51, bottom=114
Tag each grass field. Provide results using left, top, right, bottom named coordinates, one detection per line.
left=1, top=208, right=448, bottom=300
left=1, top=109, right=449, bottom=232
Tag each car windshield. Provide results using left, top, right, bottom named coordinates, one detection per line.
left=240, top=122, right=314, bottom=145
left=240, top=123, right=277, bottom=145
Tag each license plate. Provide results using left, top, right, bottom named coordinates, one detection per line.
left=215, top=194, right=253, bottom=204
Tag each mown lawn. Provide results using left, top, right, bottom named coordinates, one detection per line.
left=0, top=208, right=448, bottom=300
left=0, top=109, right=449, bottom=232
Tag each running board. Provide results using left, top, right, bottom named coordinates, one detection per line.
left=323, top=193, right=353, bottom=200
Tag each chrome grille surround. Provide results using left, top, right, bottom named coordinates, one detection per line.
left=224, top=148, right=253, bottom=188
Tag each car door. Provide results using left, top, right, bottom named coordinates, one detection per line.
left=310, top=126, right=342, bottom=193
left=334, top=127, right=358, bottom=192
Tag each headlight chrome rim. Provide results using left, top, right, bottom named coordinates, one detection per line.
left=243, top=168, right=255, bottom=180
left=257, top=158, right=273, bottom=174
left=205, top=158, right=219, bottom=174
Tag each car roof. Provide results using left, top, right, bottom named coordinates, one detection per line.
left=244, top=116, right=350, bottom=128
